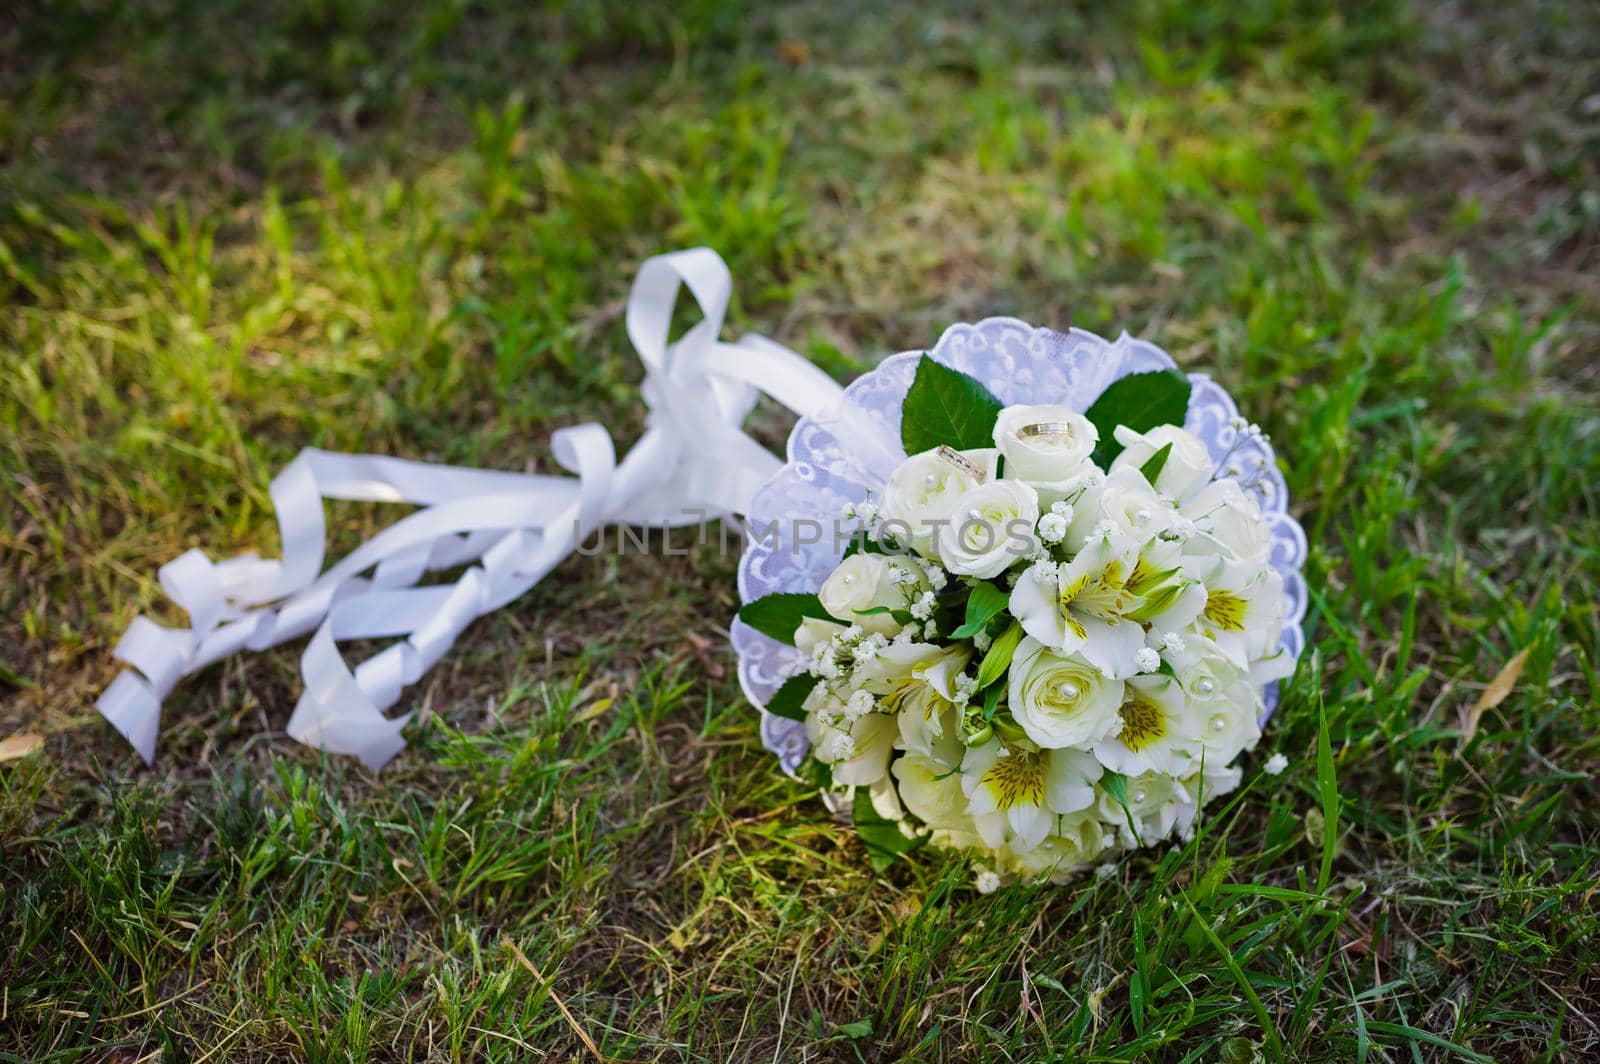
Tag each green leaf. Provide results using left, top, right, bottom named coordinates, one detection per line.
left=1100, top=770, right=1142, bottom=845
left=764, top=673, right=817, bottom=721
left=737, top=592, right=836, bottom=645
left=900, top=355, right=1005, bottom=454
left=1085, top=370, right=1192, bottom=467
left=951, top=581, right=1010, bottom=639
left=1138, top=441, right=1173, bottom=484
left=982, top=682, right=1004, bottom=722
left=852, top=786, right=926, bottom=871
left=975, top=620, right=1024, bottom=689
left=852, top=605, right=915, bottom=625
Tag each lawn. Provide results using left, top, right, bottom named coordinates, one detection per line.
left=2, top=0, right=1597, bottom=1059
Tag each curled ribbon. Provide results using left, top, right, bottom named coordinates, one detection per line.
left=97, top=248, right=844, bottom=769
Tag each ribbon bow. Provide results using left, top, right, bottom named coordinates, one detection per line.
left=97, top=248, right=844, bottom=768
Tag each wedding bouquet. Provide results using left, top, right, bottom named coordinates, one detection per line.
left=98, top=250, right=1304, bottom=891
left=735, top=332, right=1305, bottom=885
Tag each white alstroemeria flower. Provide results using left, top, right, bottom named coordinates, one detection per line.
left=1166, top=636, right=1262, bottom=764
left=897, top=696, right=966, bottom=769
left=818, top=553, right=925, bottom=636
left=1064, top=467, right=1173, bottom=553
left=806, top=707, right=897, bottom=786
left=854, top=641, right=971, bottom=763
left=1249, top=645, right=1296, bottom=687
left=991, top=405, right=1099, bottom=504
left=1095, top=770, right=1188, bottom=847
left=879, top=447, right=998, bottom=558
left=1195, top=565, right=1284, bottom=667
left=938, top=479, right=1040, bottom=578
left=1180, top=478, right=1273, bottom=582
left=997, top=811, right=1112, bottom=884
left=1006, top=638, right=1124, bottom=749
left=1007, top=538, right=1147, bottom=678
left=893, top=751, right=972, bottom=830
left=1172, top=760, right=1245, bottom=840
left=1109, top=424, right=1215, bottom=504
left=1092, top=673, right=1203, bottom=777
left=960, top=741, right=1104, bottom=851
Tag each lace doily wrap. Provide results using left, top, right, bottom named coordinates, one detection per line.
left=733, top=320, right=1309, bottom=778
left=97, top=248, right=844, bottom=768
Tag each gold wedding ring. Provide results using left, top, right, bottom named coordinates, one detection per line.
left=1017, top=421, right=1076, bottom=440
left=935, top=444, right=987, bottom=483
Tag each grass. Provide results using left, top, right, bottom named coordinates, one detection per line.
left=2, top=0, right=1597, bottom=1058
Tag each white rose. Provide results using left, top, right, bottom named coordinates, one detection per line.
left=1109, top=424, right=1214, bottom=504
left=794, top=617, right=845, bottom=657
left=937, top=479, right=1040, bottom=578
left=818, top=553, right=922, bottom=636
left=879, top=447, right=998, bottom=558
left=992, top=405, right=1098, bottom=501
left=1007, top=638, right=1124, bottom=749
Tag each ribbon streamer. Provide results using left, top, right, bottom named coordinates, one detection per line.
left=97, top=248, right=844, bottom=769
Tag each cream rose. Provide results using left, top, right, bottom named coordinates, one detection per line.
left=937, top=479, right=1040, bottom=578
left=1006, top=638, right=1124, bottom=749
left=991, top=404, right=1098, bottom=494
left=818, top=553, right=921, bottom=636
left=1109, top=424, right=1214, bottom=503
left=879, top=447, right=997, bottom=558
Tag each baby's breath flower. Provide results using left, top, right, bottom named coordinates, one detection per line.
left=821, top=731, right=856, bottom=761
left=1037, top=512, right=1068, bottom=545
left=1095, top=862, right=1118, bottom=880
left=923, top=563, right=948, bottom=591
left=845, top=689, right=876, bottom=718
left=974, top=868, right=1002, bottom=894
left=1263, top=752, right=1289, bottom=776
left=922, top=619, right=939, bottom=639
left=954, top=672, right=979, bottom=702
left=972, top=628, right=993, bottom=652
left=1049, top=500, right=1075, bottom=520
left=1160, top=632, right=1186, bottom=654
left=908, top=590, right=937, bottom=621
left=1134, top=647, right=1160, bottom=673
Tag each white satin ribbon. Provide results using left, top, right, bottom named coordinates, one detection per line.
left=97, top=247, right=844, bottom=769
